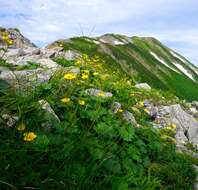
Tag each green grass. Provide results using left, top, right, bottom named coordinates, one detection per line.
left=0, top=59, right=39, bottom=71
left=54, top=57, right=75, bottom=67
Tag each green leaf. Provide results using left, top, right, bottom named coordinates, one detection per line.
left=33, top=135, right=50, bottom=149
left=127, top=146, right=141, bottom=162
left=118, top=124, right=134, bottom=142
left=103, top=158, right=121, bottom=174
left=88, top=147, right=104, bottom=160
left=94, top=122, right=116, bottom=137
left=112, top=177, right=128, bottom=190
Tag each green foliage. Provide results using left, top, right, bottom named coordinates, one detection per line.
left=15, top=61, right=39, bottom=70
left=54, top=57, right=75, bottom=67
left=0, top=59, right=39, bottom=70
left=0, top=54, right=196, bottom=189
left=0, top=58, right=11, bottom=68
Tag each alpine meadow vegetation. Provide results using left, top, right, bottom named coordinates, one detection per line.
left=0, top=48, right=197, bottom=190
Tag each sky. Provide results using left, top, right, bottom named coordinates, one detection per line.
left=0, top=0, right=198, bottom=66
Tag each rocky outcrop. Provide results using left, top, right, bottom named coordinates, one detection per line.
left=0, top=27, right=36, bottom=48
left=85, top=88, right=113, bottom=98
left=42, top=47, right=80, bottom=60
left=1, top=114, right=19, bottom=128
left=153, top=104, right=198, bottom=149
left=39, top=100, right=60, bottom=122
left=0, top=68, right=55, bottom=86
left=135, top=83, right=151, bottom=90
left=112, top=102, right=138, bottom=127
left=122, top=110, right=138, bottom=126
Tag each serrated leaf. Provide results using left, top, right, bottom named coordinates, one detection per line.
left=118, top=124, right=134, bottom=142
left=103, top=158, right=121, bottom=174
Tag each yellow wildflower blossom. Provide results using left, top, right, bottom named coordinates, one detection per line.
left=23, top=132, right=37, bottom=142
left=81, top=73, right=89, bottom=79
left=75, top=59, right=81, bottom=65
left=7, top=40, right=13, bottom=45
left=17, top=122, right=26, bottom=131
left=166, top=126, right=173, bottom=131
left=64, top=73, right=76, bottom=80
left=170, top=123, right=177, bottom=129
left=97, top=91, right=105, bottom=97
left=61, top=97, right=71, bottom=103
left=78, top=99, right=85, bottom=106
left=82, top=69, right=89, bottom=74
left=93, top=72, right=99, bottom=76
left=118, top=109, right=124, bottom=113
left=144, top=108, right=150, bottom=114
left=136, top=101, right=144, bottom=108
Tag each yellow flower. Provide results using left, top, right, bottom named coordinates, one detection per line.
left=23, top=132, right=37, bottom=142
left=136, top=101, right=144, bottom=108
left=93, top=72, right=99, bottom=76
left=118, top=109, right=124, bottom=113
left=82, top=70, right=89, bottom=74
left=61, top=97, right=71, bottom=103
left=97, top=91, right=105, bottom=97
left=82, top=54, right=89, bottom=60
left=170, top=123, right=177, bottom=129
left=2, top=35, right=9, bottom=40
left=144, top=108, right=150, bottom=114
left=81, top=73, right=89, bottom=79
left=64, top=73, right=76, bottom=80
left=78, top=99, right=85, bottom=106
left=75, top=59, right=81, bottom=65
left=166, top=127, right=173, bottom=131
left=17, top=122, right=26, bottom=131
left=7, top=40, right=13, bottom=45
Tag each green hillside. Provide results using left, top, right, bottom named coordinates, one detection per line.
left=48, top=34, right=198, bottom=101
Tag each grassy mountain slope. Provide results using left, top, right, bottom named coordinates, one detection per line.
left=0, top=53, right=197, bottom=189
left=0, top=30, right=198, bottom=189
left=48, top=34, right=198, bottom=101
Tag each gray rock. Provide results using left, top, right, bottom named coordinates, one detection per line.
left=31, top=48, right=41, bottom=55
left=41, top=47, right=80, bottom=60
left=0, top=68, right=54, bottom=86
left=143, top=100, right=158, bottom=120
left=7, top=54, right=41, bottom=66
left=154, top=104, right=198, bottom=148
left=190, top=107, right=198, bottom=114
left=122, top=110, right=137, bottom=126
left=135, top=83, right=151, bottom=90
left=64, top=67, right=80, bottom=74
left=6, top=51, right=59, bottom=69
left=37, top=58, right=59, bottom=69
left=85, top=88, right=113, bottom=98
left=5, top=48, right=22, bottom=58
left=143, top=100, right=151, bottom=107
left=41, top=47, right=64, bottom=58
left=192, top=101, right=198, bottom=109
left=112, top=102, right=122, bottom=113
left=38, top=100, right=60, bottom=122
left=2, top=114, right=19, bottom=128
left=60, top=50, right=79, bottom=60
left=0, top=28, right=36, bottom=48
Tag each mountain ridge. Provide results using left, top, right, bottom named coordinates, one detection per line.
left=1, top=27, right=198, bottom=100
left=46, top=33, right=198, bottom=100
